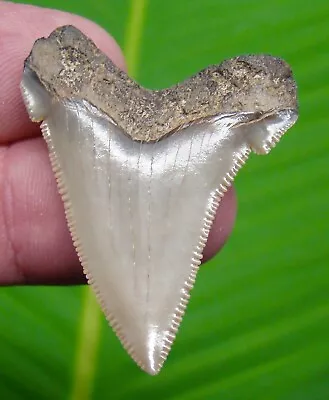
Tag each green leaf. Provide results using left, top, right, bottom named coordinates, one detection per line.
left=2, top=0, right=329, bottom=399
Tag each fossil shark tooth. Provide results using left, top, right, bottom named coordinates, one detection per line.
left=20, top=25, right=298, bottom=375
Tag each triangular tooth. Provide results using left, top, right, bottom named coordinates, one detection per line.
left=21, top=37, right=298, bottom=374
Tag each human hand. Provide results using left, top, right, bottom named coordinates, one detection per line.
left=0, top=1, right=236, bottom=285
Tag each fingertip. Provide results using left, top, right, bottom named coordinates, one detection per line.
left=203, top=186, right=237, bottom=262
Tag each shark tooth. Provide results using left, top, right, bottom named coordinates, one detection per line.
left=20, top=25, right=298, bottom=375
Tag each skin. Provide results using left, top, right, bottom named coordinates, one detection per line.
left=0, top=2, right=236, bottom=285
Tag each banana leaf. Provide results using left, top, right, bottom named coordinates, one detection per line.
left=1, top=0, right=329, bottom=399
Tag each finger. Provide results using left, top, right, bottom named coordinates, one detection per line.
left=0, top=138, right=81, bottom=284
left=203, top=186, right=237, bottom=261
left=0, top=1, right=125, bottom=144
left=0, top=3, right=236, bottom=285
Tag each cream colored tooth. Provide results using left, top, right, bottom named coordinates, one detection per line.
left=20, top=25, right=298, bottom=375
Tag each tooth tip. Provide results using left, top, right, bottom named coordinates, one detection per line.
left=115, top=324, right=174, bottom=375
left=131, top=319, right=183, bottom=375
left=137, top=354, right=164, bottom=376
left=140, top=361, right=162, bottom=376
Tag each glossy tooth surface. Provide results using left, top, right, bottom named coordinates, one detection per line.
left=21, top=25, right=298, bottom=374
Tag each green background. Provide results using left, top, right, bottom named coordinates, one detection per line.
left=1, top=0, right=329, bottom=399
